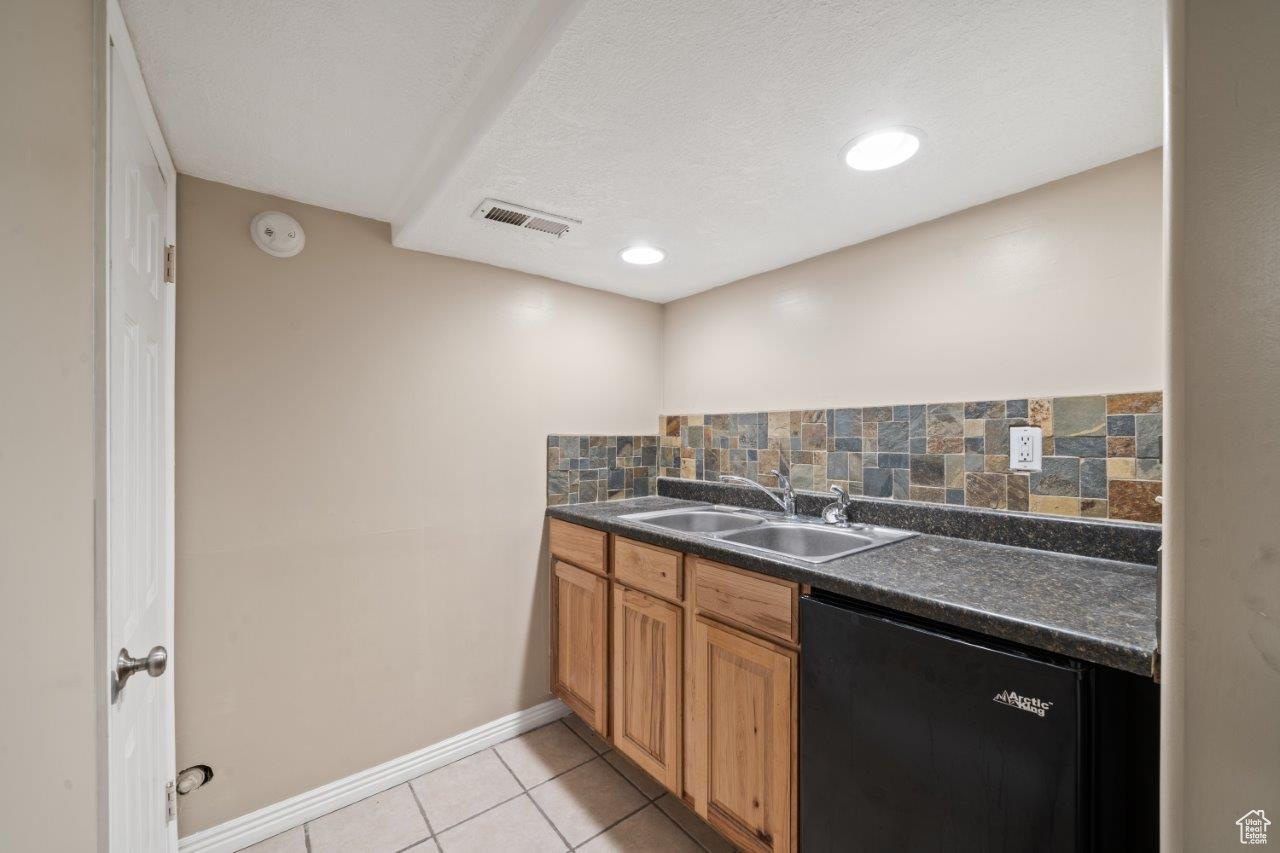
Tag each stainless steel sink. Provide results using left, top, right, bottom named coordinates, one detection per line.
left=618, top=506, right=766, bottom=534
left=719, top=523, right=877, bottom=560
left=618, top=504, right=916, bottom=563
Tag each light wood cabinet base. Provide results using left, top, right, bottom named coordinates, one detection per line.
left=549, top=524, right=798, bottom=853
left=612, top=585, right=682, bottom=793
left=688, top=615, right=796, bottom=853
left=551, top=559, right=609, bottom=737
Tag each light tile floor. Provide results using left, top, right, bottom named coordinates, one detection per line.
left=238, top=716, right=733, bottom=853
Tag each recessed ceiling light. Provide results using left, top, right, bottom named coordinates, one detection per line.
left=619, top=245, right=665, bottom=265
left=840, top=127, right=923, bottom=171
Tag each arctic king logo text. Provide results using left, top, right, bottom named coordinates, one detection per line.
left=993, top=690, right=1054, bottom=717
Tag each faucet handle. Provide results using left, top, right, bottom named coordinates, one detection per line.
left=823, top=484, right=852, bottom=525
left=771, top=468, right=791, bottom=490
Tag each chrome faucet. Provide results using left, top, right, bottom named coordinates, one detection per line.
left=719, top=470, right=796, bottom=517
left=822, top=485, right=853, bottom=526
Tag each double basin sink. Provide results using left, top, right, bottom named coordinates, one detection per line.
left=617, top=504, right=916, bottom=564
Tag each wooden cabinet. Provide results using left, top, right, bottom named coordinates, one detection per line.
left=691, top=557, right=797, bottom=644
left=613, top=536, right=682, bottom=602
left=687, top=615, right=796, bottom=853
left=549, top=518, right=609, bottom=575
left=547, top=520, right=799, bottom=852
left=551, top=559, right=609, bottom=736
left=611, top=585, right=683, bottom=793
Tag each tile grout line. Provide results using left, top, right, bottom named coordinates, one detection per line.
left=295, top=721, right=568, bottom=852
left=513, top=733, right=600, bottom=792
left=299, top=780, right=433, bottom=853
left=557, top=717, right=609, bottom=757
left=430, top=788, right=528, bottom=837
left=310, top=719, right=704, bottom=853
left=559, top=717, right=654, bottom=797
left=555, top=718, right=714, bottom=852
left=404, top=775, right=437, bottom=850
left=566, top=800, right=655, bottom=851
left=525, top=792, right=575, bottom=852
left=599, top=753, right=662, bottom=804
left=292, top=772, right=419, bottom=836
left=653, top=796, right=726, bottom=853
left=580, top=798, right=714, bottom=853
left=559, top=717, right=663, bottom=805
left=526, top=758, right=612, bottom=797
left=427, top=722, right=603, bottom=840
left=490, top=742, right=574, bottom=851
left=489, top=746, right=532, bottom=793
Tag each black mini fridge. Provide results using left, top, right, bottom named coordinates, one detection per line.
left=799, top=593, right=1157, bottom=852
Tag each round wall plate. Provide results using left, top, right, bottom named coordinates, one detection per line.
left=250, top=211, right=305, bottom=258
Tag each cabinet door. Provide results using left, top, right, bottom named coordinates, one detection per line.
left=612, top=585, right=682, bottom=793
left=688, top=616, right=796, bottom=853
left=552, top=560, right=609, bottom=736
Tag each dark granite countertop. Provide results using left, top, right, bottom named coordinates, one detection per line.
left=546, top=496, right=1158, bottom=677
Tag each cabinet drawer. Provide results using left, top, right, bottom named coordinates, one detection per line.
left=613, top=537, right=682, bottom=601
left=691, top=558, right=797, bottom=644
left=549, top=519, right=608, bottom=575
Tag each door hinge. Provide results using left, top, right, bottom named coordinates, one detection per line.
left=165, top=780, right=177, bottom=822
left=164, top=244, right=176, bottom=283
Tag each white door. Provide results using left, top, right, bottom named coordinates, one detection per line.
left=108, top=41, right=176, bottom=853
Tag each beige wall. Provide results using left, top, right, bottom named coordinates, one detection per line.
left=173, top=176, right=661, bottom=834
left=0, top=1, right=102, bottom=850
left=1165, top=0, right=1280, bottom=848
left=177, top=154, right=1164, bottom=835
left=661, top=150, right=1162, bottom=414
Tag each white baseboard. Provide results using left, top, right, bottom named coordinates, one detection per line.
left=178, top=698, right=569, bottom=853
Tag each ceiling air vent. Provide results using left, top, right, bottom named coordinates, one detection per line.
left=472, top=199, right=579, bottom=239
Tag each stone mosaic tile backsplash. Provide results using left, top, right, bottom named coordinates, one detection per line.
left=547, top=435, right=657, bottom=505
left=659, top=392, right=1163, bottom=523
left=546, top=392, right=1162, bottom=523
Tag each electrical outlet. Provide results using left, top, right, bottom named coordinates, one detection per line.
left=1009, top=426, right=1043, bottom=471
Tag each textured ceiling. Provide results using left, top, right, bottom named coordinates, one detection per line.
left=123, top=0, right=1162, bottom=302
left=119, top=0, right=537, bottom=220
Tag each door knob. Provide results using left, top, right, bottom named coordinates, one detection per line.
left=114, top=645, right=168, bottom=698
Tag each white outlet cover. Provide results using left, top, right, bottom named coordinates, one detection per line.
left=1009, top=426, right=1043, bottom=471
